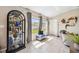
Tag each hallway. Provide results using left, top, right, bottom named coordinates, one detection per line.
left=17, top=36, right=70, bottom=53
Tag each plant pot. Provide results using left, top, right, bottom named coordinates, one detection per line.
left=64, top=40, right=73, bottom=47
left=74, top=43, right=79, bottom=50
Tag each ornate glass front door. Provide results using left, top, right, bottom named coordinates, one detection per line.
left=7, top=10, right=25, bottom=52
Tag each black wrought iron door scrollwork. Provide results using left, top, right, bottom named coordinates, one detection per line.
left=7, top=10, right=25, bottom=52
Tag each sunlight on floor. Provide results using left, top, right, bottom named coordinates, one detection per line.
left=32, top=36, right=53, bottom=48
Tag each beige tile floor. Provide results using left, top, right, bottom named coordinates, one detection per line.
left=17, top=36, right=70, bottom=53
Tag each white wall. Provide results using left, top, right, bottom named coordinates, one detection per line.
left=0, top=6, right=28, bottom=49
left=66, top=17, right=79, bottom=34
left=49, top=8, right=79, bottom=36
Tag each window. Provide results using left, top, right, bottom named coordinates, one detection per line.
left=42, top=19, right=48, bottom=35
left=32, top=18, right=40, bottom=40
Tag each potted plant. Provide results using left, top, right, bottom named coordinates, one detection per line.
left=60, top=30, right=73, bottom=47
left=70, top=34, right=79, bottom=50
left=63, top=33, right=74, bottom=47
left=73, top=34, right=79, bottom=50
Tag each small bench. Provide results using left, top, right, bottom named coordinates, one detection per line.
left=36, top=34, right=46, bottom=41
left=36, top=31, right=46, bottom=41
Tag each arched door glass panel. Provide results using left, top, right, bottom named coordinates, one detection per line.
left=7, top=10, right=25, bottom=52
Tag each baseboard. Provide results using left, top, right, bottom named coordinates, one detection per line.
left=6, top=45, right=26, bottom=53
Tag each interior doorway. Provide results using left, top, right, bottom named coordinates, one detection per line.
left=50, top=19, right=59, bottom=36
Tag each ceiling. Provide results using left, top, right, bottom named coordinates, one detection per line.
left=24, top=6, right=79, bottom=18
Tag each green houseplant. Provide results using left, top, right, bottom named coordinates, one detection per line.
left=69, top=34, right=79, bottom=50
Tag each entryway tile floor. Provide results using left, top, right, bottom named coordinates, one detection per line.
left=17, top=36, right=70, bottom=53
